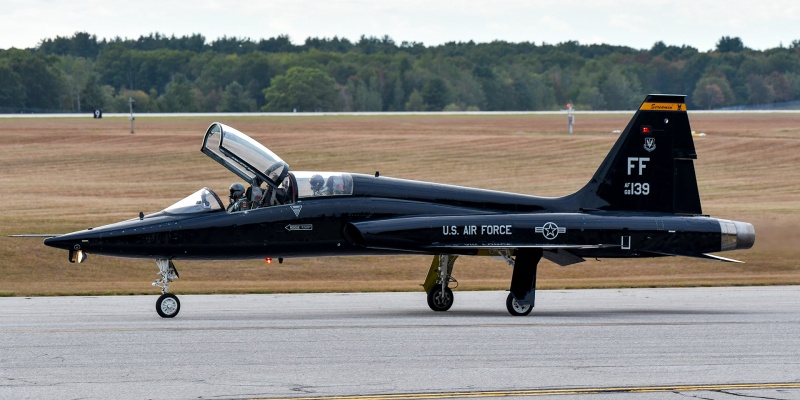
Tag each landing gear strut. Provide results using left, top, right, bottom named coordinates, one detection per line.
left=423, top=255, right=457, bottom=312
left=153, top=259, right=180, bottom=318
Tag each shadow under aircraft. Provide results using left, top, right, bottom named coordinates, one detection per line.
left=43, top=94, right=755, bottom=318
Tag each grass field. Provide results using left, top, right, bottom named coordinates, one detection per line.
left=1, top=112, right=798, bottom=296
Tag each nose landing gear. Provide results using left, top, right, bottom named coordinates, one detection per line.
left=153, top=259, right=180, bottom=318
left=424, top=255, right=458, bottom=312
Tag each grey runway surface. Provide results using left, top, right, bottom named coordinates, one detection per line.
left=1, top=287, right=799, bottom=400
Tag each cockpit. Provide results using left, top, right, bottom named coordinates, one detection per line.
left=162, top=170, right=355, bottom=215
left=159, top=122, right=354, bottom=215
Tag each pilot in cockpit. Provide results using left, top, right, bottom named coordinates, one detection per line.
left=310, top=174, right=325, bottom=196
left=241, top=177, right=290, bottom=209
left=227, top=182, right=248, bottom=212
left=245, top=178, right=264, bottom=209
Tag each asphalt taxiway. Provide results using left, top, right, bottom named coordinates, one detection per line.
left=1, top=287, right=799, bottom=399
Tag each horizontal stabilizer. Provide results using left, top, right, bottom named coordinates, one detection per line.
left=646, top=250, right=744, bottom=263
left=699, top=253, right=745, bottom=263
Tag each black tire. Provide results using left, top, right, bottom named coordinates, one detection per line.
left=156, top=293, right=181, bottom=318
left=506, top=292, right=532, bottom=316
left=427, top=286, right=454, bottom=312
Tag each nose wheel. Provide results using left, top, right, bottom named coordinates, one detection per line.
left=427, top=286, right=454, bottom=311
left=156, top=293, right=181, bottom=318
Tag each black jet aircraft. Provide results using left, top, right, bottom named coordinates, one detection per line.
left=44, top=94, right=755, bottom=318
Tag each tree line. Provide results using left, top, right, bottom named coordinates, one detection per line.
left=2, top=32, right=800, bottom=113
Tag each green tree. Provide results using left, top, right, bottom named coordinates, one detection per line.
left=5, top=50, right=65, bottom=111
left=601, top=69, right=642, bottom=110
left=576, top=86, right=605, bottom=110
left=57, top=56, right=93, bottom=111
left=239, top=52, right=275, bottom=109
left=441, top=65, right=485, bottom=110
left=16, top=30, right=800, bottom=113
left=256, top=35, right=298, bottom=53
left=262, top=66, right=337, bottom=112
left=112, top=89, right=154, bottom=113
left=193, top=54, right=241, bottom=93
left=716, top=36, right=745, bottom=53
left=421, top=77, right=449, bottom=111
left=0, top=63, right=27, bottom=108
left=745, top=75, right=775, bottom=105
left=81, top=75, right=113, bottom=111
left=389, top=78, right=406, bottom=111
left=38, top=32, right=101, bottom=58
left=219, top=81, right=256, bottom=112
left=473, top=65, right=505, bottom=111
left=159, top=73, right=197, bottom=112
left=405, top=89, right=425, bottom=111
left=347, top=78, right=383, bottom=111
left=134, top=49, right=194, bottom=94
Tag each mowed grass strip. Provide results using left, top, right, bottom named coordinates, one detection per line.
left=1, top=112, right=798, bottom=296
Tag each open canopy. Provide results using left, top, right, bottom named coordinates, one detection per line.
left=201, top=122, right=289, bottom=189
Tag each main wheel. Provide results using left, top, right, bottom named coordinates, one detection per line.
left=506, top=292, right=532, bottom=316
left=427, top=286, right=454, bottom=312
left=156, top=293, right=181, bottom=318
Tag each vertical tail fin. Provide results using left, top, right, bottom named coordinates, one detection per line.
left=569, top=94, right=702, bottom=215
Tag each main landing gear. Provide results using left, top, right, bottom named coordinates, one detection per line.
left=422, top=249, right=542, bottom=316
left=153, top=259, right=180, bottom=318
left=505, top=248, right=542, bottom=317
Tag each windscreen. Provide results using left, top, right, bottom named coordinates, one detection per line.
left=163, top=188, right=224, bottom=214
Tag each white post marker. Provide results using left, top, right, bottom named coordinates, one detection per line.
left=567, top=102, right=574, bottom=134
left=129, top=96, right=135, bottom=134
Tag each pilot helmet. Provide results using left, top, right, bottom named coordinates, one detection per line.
left=229, top=182, right=245, bottom=199
left=310, top=174, right=324, bottom=191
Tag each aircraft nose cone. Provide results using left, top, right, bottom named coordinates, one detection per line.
left=44, top=229, right=100, bottom=251
left=43, top=235, right=76, bottom=250
left=734, top=221, right=755, bottom=250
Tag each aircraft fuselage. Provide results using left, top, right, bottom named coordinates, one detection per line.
left=44, top=173, right=753, bottom=262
